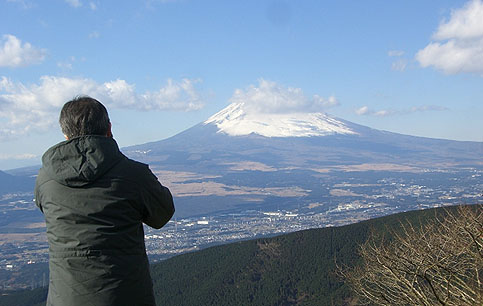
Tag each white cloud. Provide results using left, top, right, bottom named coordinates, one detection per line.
left=0, top=153, right=37, bottom=160
left=146, top=0, right=181, bottom=6
left=355, top=105, right=448, bottom=117
left=64, top=0, right=98, bottom=10
left=57, top=62, right=72, bottom=70
left=65, top=0, right=82, bottom=8
left=374, top=110, right=393, bottom=117
left=229, top=79, right=339, bottom=114
left=416, top=0, right=483, bottom=75
left=388, top=50, right=404, bottom=57
left=88, top=31, right=100, bottom=39
left=433, top=0, right=483, bottom=40
left=6, top=0, right=34, bottom=9
left=410, top=105, right=448, bottom=112
left=388, top=50, right=407, bottom=72
left=391, top=59, right=408, bottom=72
left=0, top=76, right=205, bottom=139
left=313, top=95, right=340, bottom=108
left=355, top=106, right=370, bottom=115
left=57, top=56, right=76, bottom=70
left=355, top=106, right=396, bottom=117
left=140, top=78, right=204, bottom=111
left=0, top=34, right=46, bottom=68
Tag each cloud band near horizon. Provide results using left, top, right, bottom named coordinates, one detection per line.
left=355, top=105, right=449, bottom=117
left=0, top=76, right=205, bottom=139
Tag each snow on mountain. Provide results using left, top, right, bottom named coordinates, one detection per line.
left=204, top=102, right=357, bottom=137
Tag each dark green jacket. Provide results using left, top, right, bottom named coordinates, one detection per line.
left=35, top=136, right=174, bottom=306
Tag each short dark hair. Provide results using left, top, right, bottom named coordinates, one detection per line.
left=59, top=96, right=110, bottom=139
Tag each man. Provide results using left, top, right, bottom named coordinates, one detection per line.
left=35, top=96, right=174, bottom=306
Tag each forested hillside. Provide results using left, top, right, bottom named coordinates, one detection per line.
left=0, top=206, right=466, bottom=306
left=150, top=206, right=458, bottom=305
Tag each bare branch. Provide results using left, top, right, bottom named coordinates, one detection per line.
left=343, top=205, right=483, bottom=306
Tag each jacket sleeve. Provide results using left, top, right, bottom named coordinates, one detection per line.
left=140, top=167, right=175, bottom=229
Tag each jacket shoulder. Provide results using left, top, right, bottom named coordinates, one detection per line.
left=35, top=167, right=52, bottom=192
left=115, top=156, right=152, bottom=176
left=109, top=156, right=159, bottom=185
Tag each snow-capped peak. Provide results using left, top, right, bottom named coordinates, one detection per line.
left=204, top=102, right=357, bottom=137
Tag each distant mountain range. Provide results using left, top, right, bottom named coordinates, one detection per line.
left=0, top=170, right=35, bottom=194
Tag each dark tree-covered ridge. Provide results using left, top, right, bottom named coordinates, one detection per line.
left=0, top=205, right=476, bottom=306
left=150, top=206, right=470, bottom=305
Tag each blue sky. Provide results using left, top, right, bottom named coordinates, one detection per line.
left=0, top=0, right=482, bottom=170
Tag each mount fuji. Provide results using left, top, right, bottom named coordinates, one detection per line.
left=204, top=102, right=356, bottom=137
left=127, top=102, right=480, bottom=169
left=124, top=103, right=482, bottom=217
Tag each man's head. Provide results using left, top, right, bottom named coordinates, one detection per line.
left=59, top=96, right=111, bottom=139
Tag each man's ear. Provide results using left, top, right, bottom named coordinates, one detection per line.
left=64, top=134, right=69, bottom=140
left=106, top=122, right=113, bottom=138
